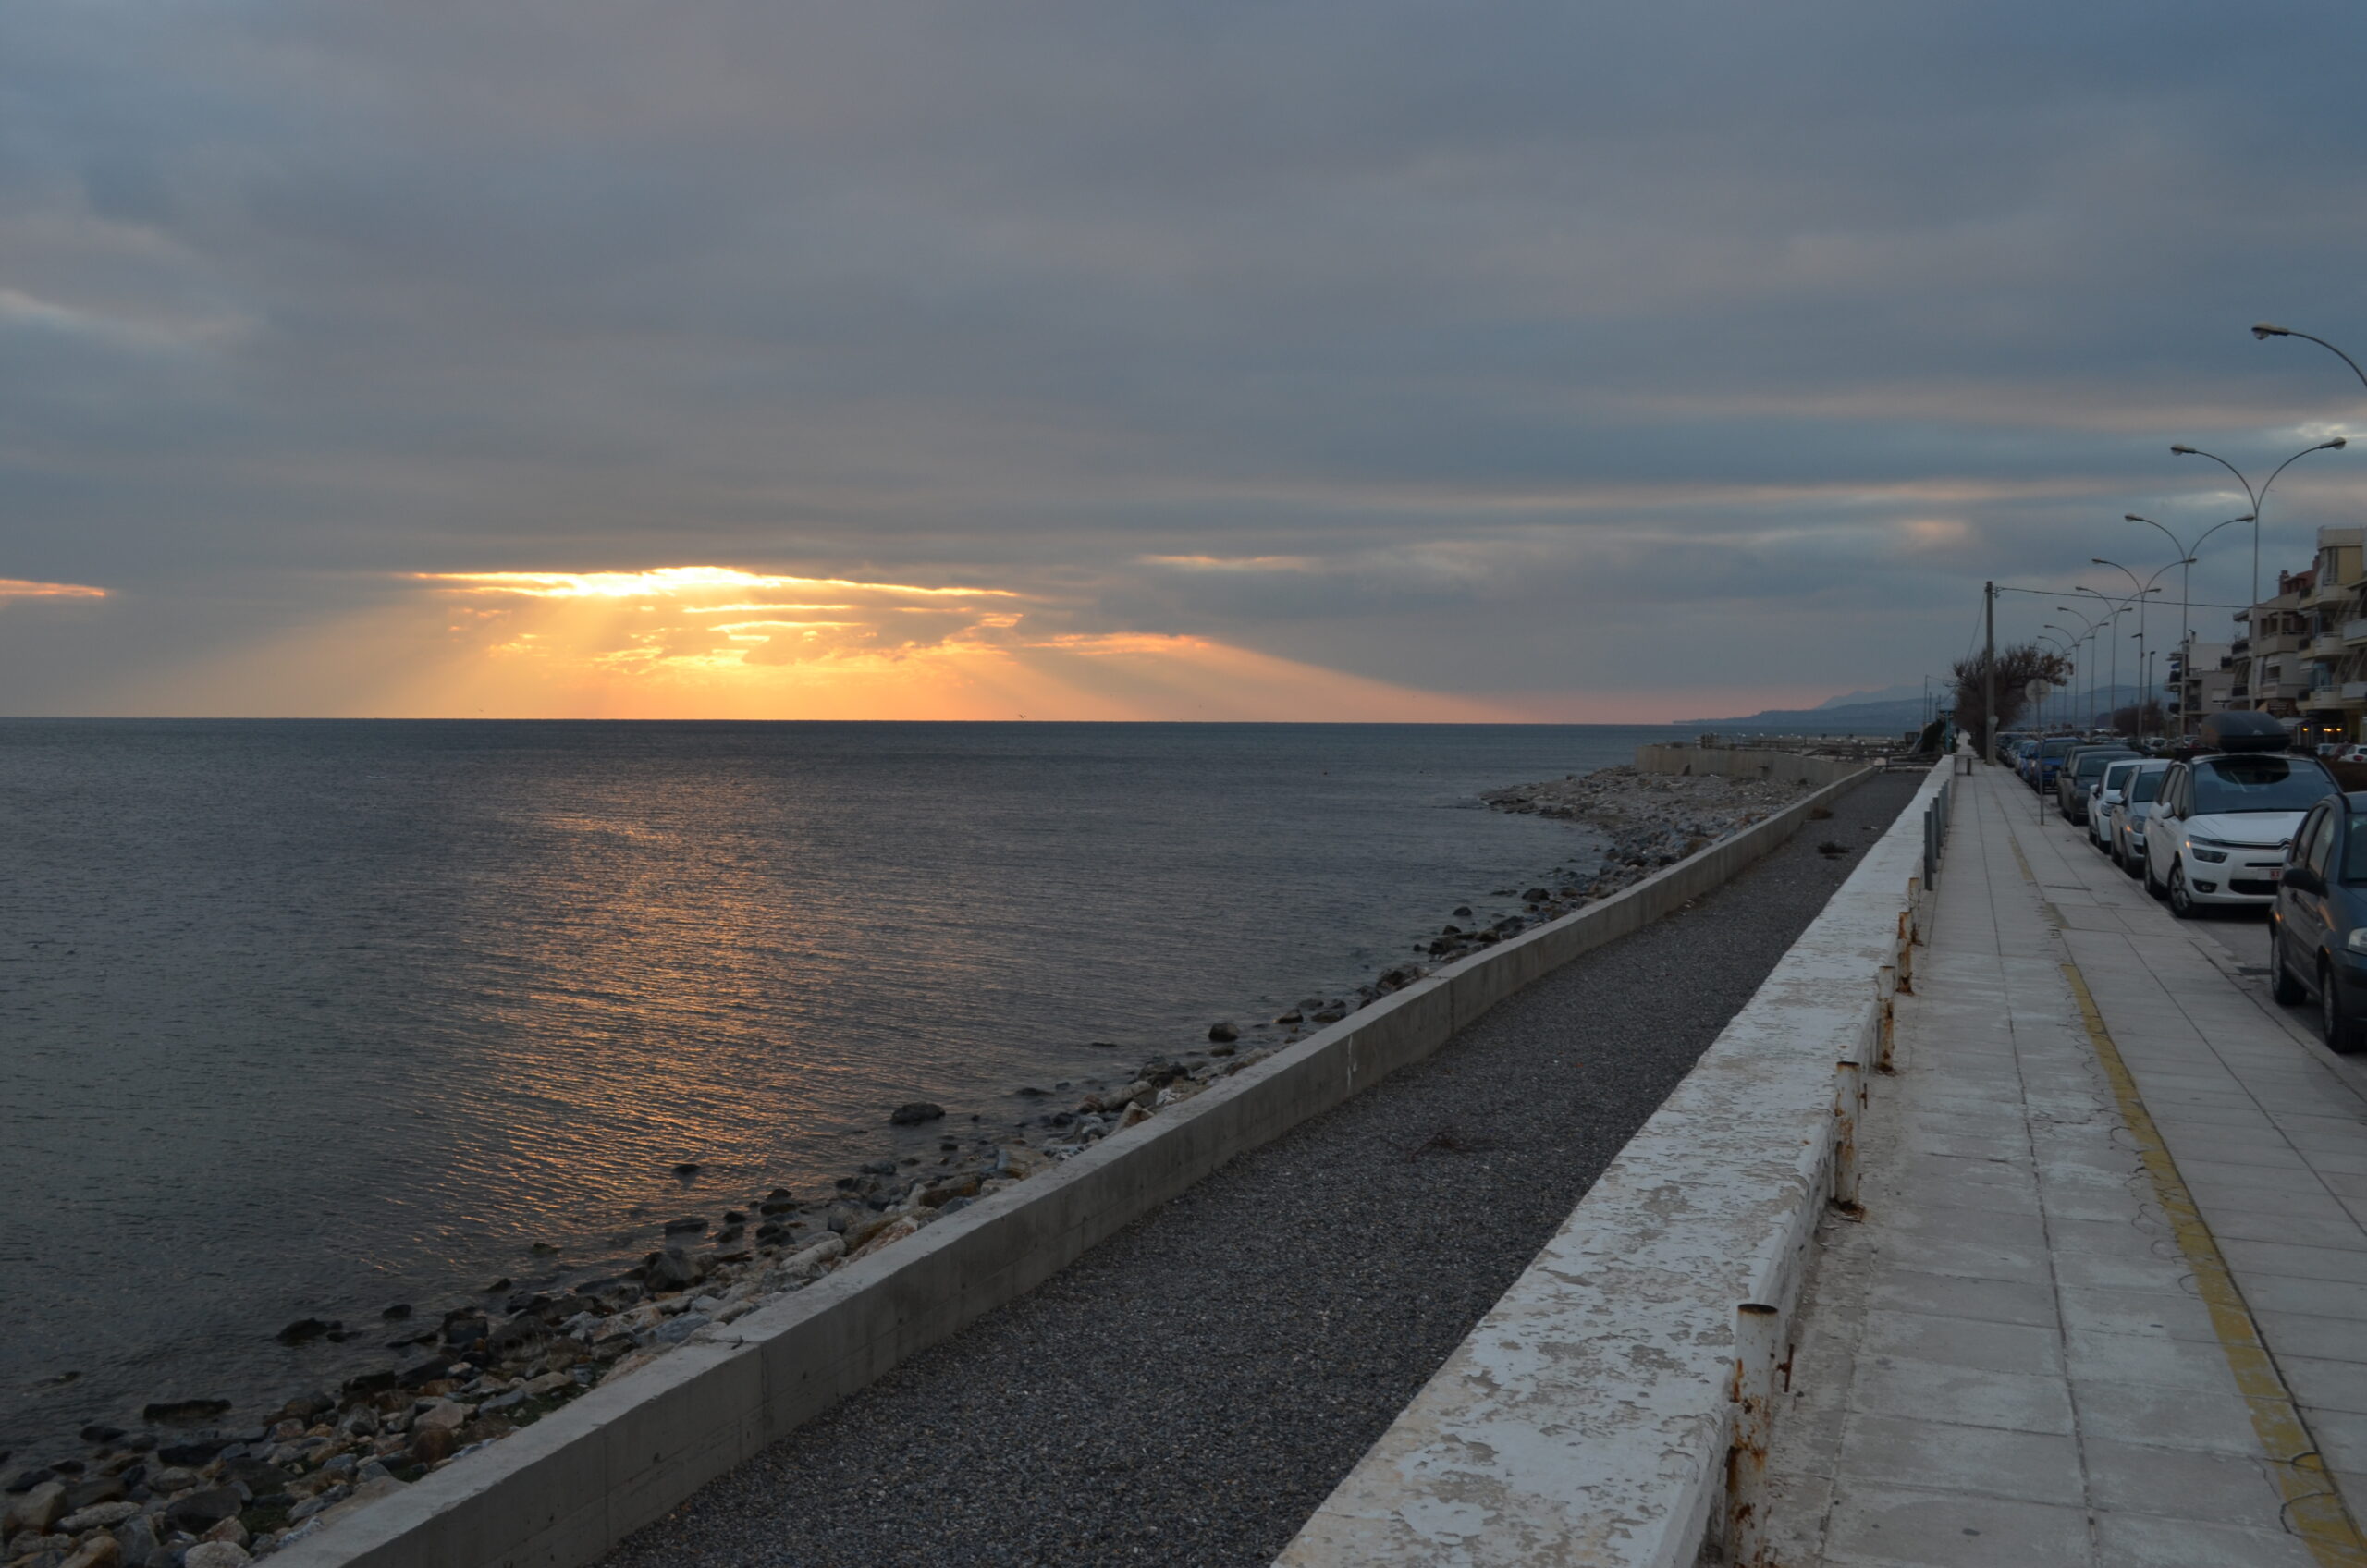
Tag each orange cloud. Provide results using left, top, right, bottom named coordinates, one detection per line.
left=0, top=578, right=107, bottom=599
left=275, top=563, right=1511, bottom=720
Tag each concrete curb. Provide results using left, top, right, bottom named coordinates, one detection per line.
left=1273, top=758, right=1951, bottom=1568
left=273, top=764, right=1877, bottom=1568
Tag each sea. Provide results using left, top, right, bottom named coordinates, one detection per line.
left=1, top=718, right=1717, bottom=1464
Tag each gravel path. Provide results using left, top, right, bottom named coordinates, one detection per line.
left=604, top=772, right=1919, bottom=1568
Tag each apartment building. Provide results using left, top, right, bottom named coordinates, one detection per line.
left=2166, top=637, right=2236, bottom=733
left=2296, top=526, right=2367, bottom=745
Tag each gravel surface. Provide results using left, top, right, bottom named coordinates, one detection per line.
left=604, top=773, right=1919, bottom=1568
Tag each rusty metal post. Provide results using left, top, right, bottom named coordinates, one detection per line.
left=1727, top=1301, right=1782, bottom=1567
left=1875, top=966, right=1897, bottom=1072
left=1833, top=1057, right=1863, bottom=1211
left=1895, top=909, right=1915, bottom=994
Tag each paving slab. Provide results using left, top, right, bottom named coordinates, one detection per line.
left=1758, top=762, right=2367, bottom=1566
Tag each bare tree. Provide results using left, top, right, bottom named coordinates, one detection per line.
left=1952, top=643, right=2071, bottom=742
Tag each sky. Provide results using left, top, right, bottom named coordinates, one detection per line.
left=5, top=0, right=2367, bottom=722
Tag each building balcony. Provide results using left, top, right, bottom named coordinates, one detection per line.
left=2346, top=618, right=2367, bottom=644
left=2314, top=636, right=2348, bottom=658
left=2347, top=681, right=2367, bottom=701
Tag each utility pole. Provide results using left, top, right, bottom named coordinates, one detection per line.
left=1984, top=581, right=1997, bottom=763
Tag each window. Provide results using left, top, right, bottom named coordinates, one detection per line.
left=2189, top=756, right=2338, bottom=815
left=2129, top=769, right=2165, bottom=804
left=2302, top=809, right=2336, bottom=878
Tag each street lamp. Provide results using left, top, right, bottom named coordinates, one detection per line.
left=2170, top=438, right=2348, bottom=606
left=2056, top=606, right=2107, bottom=729
left=2124, top=511, right=2254, bottom=657
left=2091, top=560, right=2182, bottom=741
left=2067, top=595, right=2134, bottom=731
left=2253, top=323, right=2367, bottom=392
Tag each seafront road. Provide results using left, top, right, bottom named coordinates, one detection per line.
left=598, top=773, right=1919, bottom=1568
left=1764, top=762, right=2367, bottom=1567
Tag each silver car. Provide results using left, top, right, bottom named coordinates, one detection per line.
left=2088, top=758, right=2146, bottom=851
left=2107, top=759, right=2172, bottom=876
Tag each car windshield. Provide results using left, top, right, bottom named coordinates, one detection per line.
left=2129, top=769, right=2165, bottom=803
left=2190, top=755, right=2337, bottom=815
left=2075, top=752, right=2135, bottom=779
left=2102, top=762, right=2140, bottom=792
left=2343, top=817, right=2367, bottom=882
left=2040, top=740, right=2076, bottom=758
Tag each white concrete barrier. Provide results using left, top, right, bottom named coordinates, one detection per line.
left=1276, top=759, right=1950, bottom=1568
left=273, top=764, right=1878, bottom=1568
left=1637, top=743, right=1871, bottom=787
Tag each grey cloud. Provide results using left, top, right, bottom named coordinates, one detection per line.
left=5, top=0, right=2367, bottom=711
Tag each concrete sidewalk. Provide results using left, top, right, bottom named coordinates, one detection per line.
left=1760, top=762, right=2367, bottom=1568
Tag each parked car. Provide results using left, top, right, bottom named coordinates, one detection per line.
left=2270, top=792, right=2367, bottom=1052
left=2031, top=736, right=2080, bottom=791
left=1995, top=731, right=2034, bottom=766
left=2011, top=737, right=2041, bottom=778
left=2145, top=751, right=2340, bottom=916
left=2088, top=758, right=2146, bottom=851
left=2058, top=745, right=2139, bottom=822
left=2106, top=759, right=2172, bottom=874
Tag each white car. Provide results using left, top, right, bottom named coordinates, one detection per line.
left=2104, top=759, right=2170, bottom=872
left=2087, top=758, right=2146, bottom=851
left=2145, top=753, right=2340, bottom=917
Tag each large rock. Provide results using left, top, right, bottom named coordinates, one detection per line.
left=163, top=1487, right=244, bottom=1533
left=889, top=1101, right=944, bottom=1125
left=644, top=1247, right=705, bottom=1291
left=1207, top=1020, right=1239, bottom=1043
left=847, top=1214, right=920, bottom=1260
left=59, top=1501, right=141, bottom=1532
left=112, top=1514, right=162, bottom=1567
left=2, top=1479, right=67, bottom=1536
left=411, top=1400, right=469, bottom=1434
left=183, top=1543, right=253, bottom=1568
left=140, top=1398, right=229, bottom=1425
left=918, top=1173, right=981, bottom=1207
left=781, top=1235, right=844, bottom=1280
left=58, top=1537, right=122, bottom=1568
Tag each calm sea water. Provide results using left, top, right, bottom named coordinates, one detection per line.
left=0, top=719, right=1684, bottom=1462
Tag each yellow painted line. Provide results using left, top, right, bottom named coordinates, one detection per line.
left=2061, top=962, right=2366, bottom=1563
left=2005, top=819, right=2038, bottom=886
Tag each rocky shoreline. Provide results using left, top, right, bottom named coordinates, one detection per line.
left=0, top=762, right=1813, bottom=1568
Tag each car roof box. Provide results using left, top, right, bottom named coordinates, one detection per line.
left=2196, top=710, right=2290, bottom=753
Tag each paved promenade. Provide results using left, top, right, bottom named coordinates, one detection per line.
left=1763, top=761, right=2367, bottom=1568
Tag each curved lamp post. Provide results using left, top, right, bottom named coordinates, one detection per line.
left=2055, top=606, right=2108, bottom=729
left=2090, top=561, right=2182, bottom=741
left=2170, top=437, right=2348, bottom=607
left=2124, top=511, right=2254, bottom=655
left=2073, top=599, right=2130, bottom=734
left=2253, top=323, right=2367, bottom=392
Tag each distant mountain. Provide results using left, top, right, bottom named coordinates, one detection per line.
left=1685, top=683, right=2152, bottom=732
left=1813, top=682, right=1927, bottom=710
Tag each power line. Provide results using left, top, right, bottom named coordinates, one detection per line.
left=1993, top=584, right=2261, bottom=611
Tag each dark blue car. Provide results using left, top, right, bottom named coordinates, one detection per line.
left=2271, top=791, right=2367, bottom=1053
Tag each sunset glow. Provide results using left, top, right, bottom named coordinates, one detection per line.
left=0, top=578, right=107, bottom=600
left=326, top=565, right=1509, bottom=720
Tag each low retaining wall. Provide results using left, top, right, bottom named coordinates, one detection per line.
left=276, top=764, right=1877, bottom=1568
left=1637, top=743, right=1870, bottom=787
left=1275, top=759, right=1951, bottom=1568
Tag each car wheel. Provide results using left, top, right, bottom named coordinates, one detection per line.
left=2168, top=862, right=2198, bottom=919
left=2272, top=923, right=2308, bottom=1005
left=2323, top=962, right=2364, bottom=1054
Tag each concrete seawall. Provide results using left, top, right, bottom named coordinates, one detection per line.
left=1276, top=757, right=1949, bottom=1568
left=274, top=763, right=1876, bottom=1568
left=1637, top=743, right=1874, bottom=788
